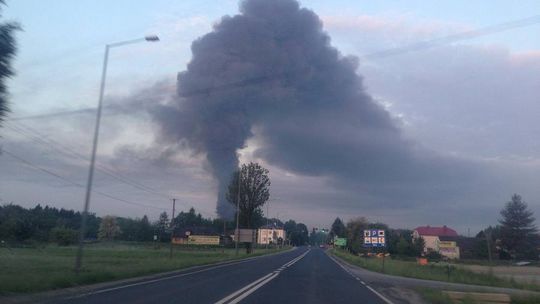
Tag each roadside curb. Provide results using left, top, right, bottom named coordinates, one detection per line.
left=1, top=246, right=296, bottom=304
left=327, top=250, right=540, bottom=298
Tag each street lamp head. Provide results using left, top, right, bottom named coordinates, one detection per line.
left=145, top=35, right=160, bottom=42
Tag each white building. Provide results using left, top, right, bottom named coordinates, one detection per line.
left=413, top=225, right=460, bottom=259
left=257, top=224, right=285, bottom=245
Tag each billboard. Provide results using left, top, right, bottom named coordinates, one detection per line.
left=234, top=229, right=256, bottom=243
left=363, top=229, right=386, bottom=247
left=438, top=241, right=457, bottom=248
left=188, top=235, right=220, bottom=245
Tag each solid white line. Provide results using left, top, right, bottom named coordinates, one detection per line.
left=72, top=248, right=297, bottom=298
left=214, top=249, right=310, bottom=304
left=214, top=272, right=275, bottom=304
left=228, top=272, right=279, bottom=304
left=326, top=253, right=395, bottom=304
left=365, top=285, right=395, bottom=304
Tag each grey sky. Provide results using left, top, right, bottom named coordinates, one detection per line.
left=1, top=0, right=539, bottom=234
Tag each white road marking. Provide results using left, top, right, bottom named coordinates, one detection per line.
left=215, top=249, right=310, bottom=304
left=326, top=253, right=395, bottom=304
left=365, top=285, right=395, bottom=304
left=228, top=272, right=279, bottom=304
left=70, top=248, right=298, bottom=299
left=214, top=272, right=275, bottom=304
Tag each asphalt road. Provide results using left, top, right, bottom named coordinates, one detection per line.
left=54, top=247, right=389, bottom=304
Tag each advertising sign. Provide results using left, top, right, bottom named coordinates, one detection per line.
left=187, top=235, right=220, bottom=245
left=438, top=241, right=456, bottom=248
left=363, top=229, right=386, bottom=247
left=235, top=229, right=256, bottom=243
left=334, top=238, right=347, bottom=247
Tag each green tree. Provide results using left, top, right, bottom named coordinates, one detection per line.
left=345, top=217, right=369, bottom=253
left=138, top=215, right=153, bottom=241
left=396, top=237, right=410, bottom=255
left=309, top=229, right=327, bottom=246
left=227, top=162, right=271, bottom=249
left=0, top=1, right=20, bottom=126
left=288, top=222, right=309, bottom=246
left=49, top=226, right=78, bottom=246
left=330, top=217, right=346, bottom=240
left=499, top=194, right=537, bottom=259
left=155, top=211, right=170, bottom=242
left=473, top=227, right=500, bottom=259
left=284, top=220, right=297, bottom=239
left=98, top=215, right=121, bottom=241
left=413, top=236, right=425, bottom=257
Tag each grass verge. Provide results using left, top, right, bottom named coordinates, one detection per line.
left=416, top=288, right=453, bottom=304
left=330, top=249, right=540, bottom=292
left=417, top=288, right=540, bottom=304
left=0, top=242, right=288, bottom=295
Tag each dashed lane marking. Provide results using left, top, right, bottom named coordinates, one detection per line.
left=214, top=249, right=310, bottom=304
left=326, top=253, right=395, bottom=304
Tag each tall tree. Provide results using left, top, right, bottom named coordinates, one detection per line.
left=330, top=217, right=346, bottom=239
left=156, top=211, right=170, bottom=242
left=0, top=1, right=20, bottom=126
left=292, top=223, right=309, bottom=246
left=499, top=194, right=537, bottom=259
left=345, top=217, right=369, bottom=253
left=283, top=220, right=297, bottom=238
left=98, top=216, right=121, bottom=241
left=226, top=162, right=271, bottom=229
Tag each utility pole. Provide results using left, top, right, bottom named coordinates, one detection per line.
left=266, top=200, right=270, bottom=249
left=235, top=169, right=241, bottom=256
left=486, top=230, right=493, bottom=275
left=169, top=198, right=176, bottom=259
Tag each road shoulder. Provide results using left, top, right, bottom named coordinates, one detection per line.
left=327, top=250, right=540, bottom=299
left=1, top=247, right=296, bottom=304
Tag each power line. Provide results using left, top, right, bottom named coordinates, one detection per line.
left=1, top=148, right=168, bottom=211
left=7, top=86, right=176, bottom=122
left=3, top=122, right=217, bottom=218
left=361, top=14, right=540, bottom=59
left=5, top=122, right=170, bottom=199
left=7, top=14, right=540, bottom=121
left=8, top=15, right=540, bottom=122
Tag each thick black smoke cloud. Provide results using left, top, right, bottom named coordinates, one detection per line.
left=152, top=0, right=481, bottom=218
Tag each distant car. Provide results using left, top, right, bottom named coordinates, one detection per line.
left=319, top=244, right=325, bottom=249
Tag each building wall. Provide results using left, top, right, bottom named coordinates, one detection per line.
left=422, top=235, right=440, bottom=253
left=413, top=229, right=461, bottom=259
left=257, top=228, right=285, bottom=244
left=439, top=241, right=460, bottom=259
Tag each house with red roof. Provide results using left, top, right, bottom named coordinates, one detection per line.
left=413, top=225, right=460, bottom=259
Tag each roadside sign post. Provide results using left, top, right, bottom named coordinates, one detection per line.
left=382, top=250, right=385, bottom=273
left=334, top=237, right=347, bottom=248
left=363, top=229, right=386, bottom=271
left=185, top=230, right=191, bottom=250
left=169, top=198, right=176, bottom=259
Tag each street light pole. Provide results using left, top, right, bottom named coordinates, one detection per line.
left=235, top=168, right=241, bottom=256
left=169, top=198, right=176, bottom=259
left=266, top=199, right=270, bottom=249
left=75, top=35, right=159, bottom=274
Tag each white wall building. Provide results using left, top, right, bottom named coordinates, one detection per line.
left=257, top=224, right=285, bottom=245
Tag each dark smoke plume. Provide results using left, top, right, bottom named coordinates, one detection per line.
left=152, top=0, right=481, bottom=218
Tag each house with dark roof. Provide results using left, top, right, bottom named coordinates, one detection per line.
left=413, top=225, right=460, bottom=259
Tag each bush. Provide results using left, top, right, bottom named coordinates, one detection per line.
left=426, top=251, right=443, bottom=262
left=50, top=227, right=78, bottom=246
